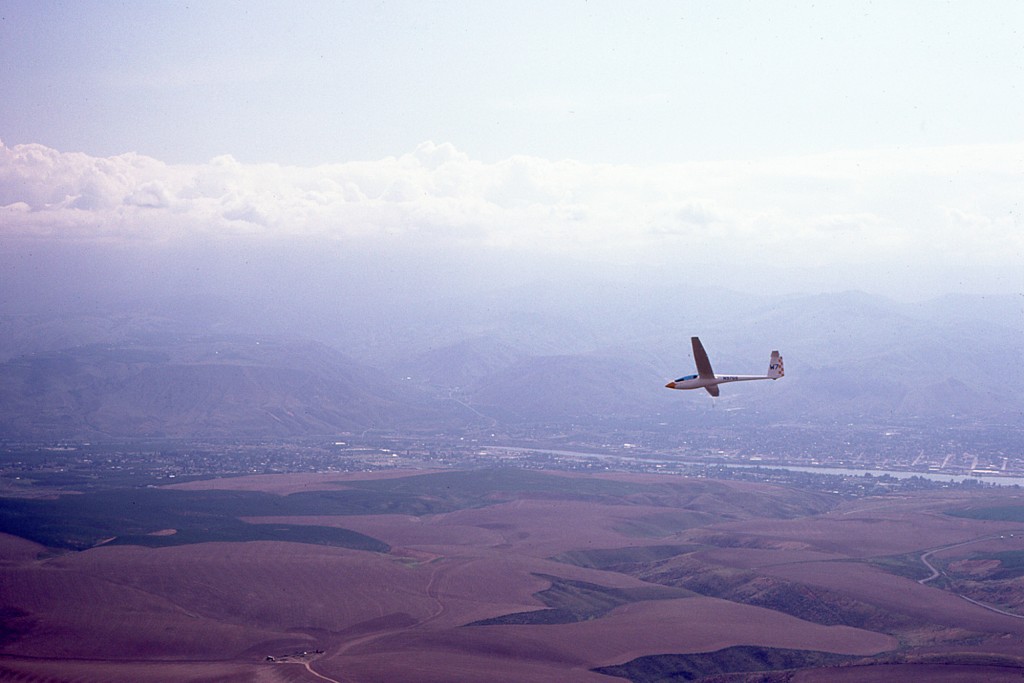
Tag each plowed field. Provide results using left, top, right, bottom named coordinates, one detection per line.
left=3, top=469, right=1024, bottom=681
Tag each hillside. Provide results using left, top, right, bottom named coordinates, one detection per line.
left=4, top=469, right=1024, bottom=682
left=0, top=337, right=441, bottom=439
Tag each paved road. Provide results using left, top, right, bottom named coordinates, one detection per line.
left=918, top=533, right=1024, bottom=621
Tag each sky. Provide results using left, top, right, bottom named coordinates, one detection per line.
left=1, top=0, right=1023, bottom=299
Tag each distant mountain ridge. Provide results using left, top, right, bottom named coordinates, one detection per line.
left=0, top=337, right=439, bottom=439
left=0, top=288, right=1020, bottom=439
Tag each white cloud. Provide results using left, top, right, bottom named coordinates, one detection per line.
left=125, top=181, right=172, bottom=208
left=1, top=139, right=1021, bottom=294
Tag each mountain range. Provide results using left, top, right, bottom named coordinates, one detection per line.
left=1, top=276, right=1020, bottom=439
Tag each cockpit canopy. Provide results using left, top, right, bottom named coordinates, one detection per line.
left=675, top=374, right=698, bottom=382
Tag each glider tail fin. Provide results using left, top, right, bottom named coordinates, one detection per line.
left=768, top=351, right=784, bottom=379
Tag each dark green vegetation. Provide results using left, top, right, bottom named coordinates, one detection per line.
left=556, top=546, right=926, bottom=634
left=972, top=550, right=1024, bottom=580
left=345, top=468, right=835, bottom=520
left=0, top=488, right=391, bottom=551
left=947, top=506, right=1024, bottom=522
left=350, top=467, right=662, bottom=502
left=613, top=512, right=716, bottom=538
left=552, top=545, right=695, bottom=570
left=0, top=468, right=833, bottom=551
left=0, top=608, right=31, bottom=648
left=867, top=552, right=935, bottom=581
left=593, top=645, right=857, bottom=682
left=469, top=574, right=692, bottom=626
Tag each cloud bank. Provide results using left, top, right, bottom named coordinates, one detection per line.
left=2, top=139, right=1021, bottom=296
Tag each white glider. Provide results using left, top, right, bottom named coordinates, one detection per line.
left=665, top=337, right=783, bottom=397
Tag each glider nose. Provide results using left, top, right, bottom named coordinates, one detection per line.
left=665, top=381, right=676, bottom=389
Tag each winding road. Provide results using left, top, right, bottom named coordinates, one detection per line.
left=918, top=533, right=1024, bottom=621
left=297, top=555, right=483, bottom=683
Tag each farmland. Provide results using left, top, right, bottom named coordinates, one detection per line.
left=2, top=468, right=1024, bottom=681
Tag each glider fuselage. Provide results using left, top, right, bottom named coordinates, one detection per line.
left=665, top=337, right=783, bottom=397
left=665, top=374, right=773, bottom=391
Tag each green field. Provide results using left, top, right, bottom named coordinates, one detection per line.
left=469, top=574, right=691, bottom=626
left=0, top=487, right=393, bottom=551
left=867, top=553, right=934, bottom=581
left=966, top=550, right=1024, bottom=580
left=947, top=505, right=1024, bottom=522
left=0, top=468, right=833, bottom=552
left=593, top=645, right=858, bottom=682
left=552, top=544, right=694, bottom=570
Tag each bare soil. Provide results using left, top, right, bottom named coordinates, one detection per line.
left=3, top=470, right=1024, bottom=681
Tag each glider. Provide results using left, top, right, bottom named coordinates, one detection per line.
left=665, top=337, right=783, bottom=397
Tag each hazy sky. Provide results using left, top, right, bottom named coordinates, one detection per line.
left=1, top=1, right=1022, bottom=298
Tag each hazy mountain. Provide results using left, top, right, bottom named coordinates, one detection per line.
left=1, top=241, right=1020, bottom=441
left=397, top=336, right=527, bottom=390
left=0, top=337, right=443, bottom=439
left=466, top=353, right=666, bottom=424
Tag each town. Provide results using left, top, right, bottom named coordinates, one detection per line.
left=2, top=418, right=1021, bottom=499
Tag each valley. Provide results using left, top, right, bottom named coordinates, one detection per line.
left=2, top=465, right=1024, bottom=681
